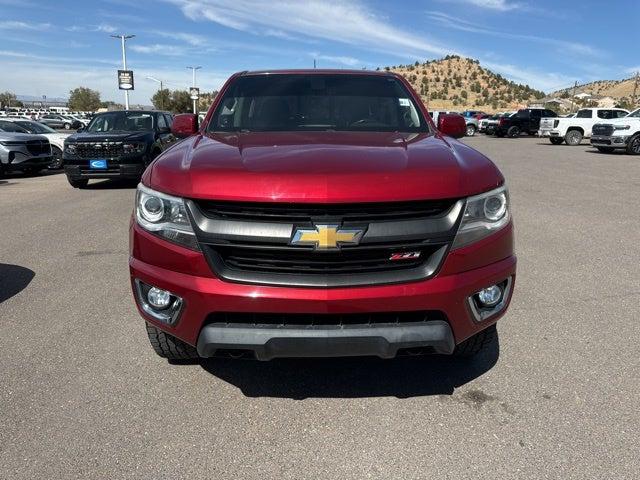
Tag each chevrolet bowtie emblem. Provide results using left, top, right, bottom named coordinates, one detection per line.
left=291, top=224, right=365, bottom=249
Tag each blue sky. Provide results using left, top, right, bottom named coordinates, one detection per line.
left=1, top=0, right=639, bottom=104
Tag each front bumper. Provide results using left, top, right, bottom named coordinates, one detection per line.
left=590, top=135, right=629, bottom=148
left=130, top=221, right=516, bottom=359
left=64, top=156, right=146, bottom=179
left=538, top=129, right=559, bottom=137
left=1, top=147, right=52, bottom=170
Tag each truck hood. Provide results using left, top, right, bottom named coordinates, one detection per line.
left=0, top=132, right=49, bottom=142
left=596, top=116, right=640, bottom=125
left=66, top=131, right=151, bottom=143
left=148, top=131, right=504, bottom=203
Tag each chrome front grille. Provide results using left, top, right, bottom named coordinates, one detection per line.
left=187, top=198, right=463, bottom=287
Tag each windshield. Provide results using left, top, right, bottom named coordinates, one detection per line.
left=15, top=121, right=56, bottom=134
left=0, top=120, right=29, bottom=133
left=208, top=74, right=427, bottom=133
left=626, top=108, right=640, bottom=118
left=86, top=112, right=154, bottom=133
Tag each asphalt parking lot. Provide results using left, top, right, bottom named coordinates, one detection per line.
left=1, top=136, right=638, bottom=479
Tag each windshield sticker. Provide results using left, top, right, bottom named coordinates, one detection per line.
left=399, top=98, right=410, bottom=107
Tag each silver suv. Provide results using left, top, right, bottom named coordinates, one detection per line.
left=0, top=120, right=52, bottom=177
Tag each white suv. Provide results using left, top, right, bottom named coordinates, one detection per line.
left=539, top=108, right=629, bottom=146
left=590, top=108, right=640, bottom=154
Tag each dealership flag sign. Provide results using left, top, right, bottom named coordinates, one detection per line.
left=118, top=70, right=134, bottom=90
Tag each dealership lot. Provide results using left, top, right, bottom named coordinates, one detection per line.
left=0, top=136, right=638, bottom=478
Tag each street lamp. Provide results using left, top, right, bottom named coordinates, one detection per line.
left=186, top=66, right=201, bottom=114
left=146, top=76, right=165, bottom=110
left=111, top=34, right=135, bottom=110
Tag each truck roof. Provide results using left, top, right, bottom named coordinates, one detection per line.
left=238, top=69, right=396, bottom=77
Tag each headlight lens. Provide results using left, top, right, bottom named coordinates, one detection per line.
left=123, top=142, right=146, bottom=154
left=135, top=184, right=199, bottom=250
left=613, top=125, right=630, bottom=131
left=453, top=186, right=510, bottom=249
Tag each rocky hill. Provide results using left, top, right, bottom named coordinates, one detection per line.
left=551, top=77, right=638, bottom=107
left=380, top=55, right=545, bottom=112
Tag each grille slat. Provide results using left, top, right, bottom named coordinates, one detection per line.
left=217, top=245, right=433, bottom=274
left=592, top=124, right=614, bottom=136
left=197, top=198, right=456, bottom=223
left=74, top=142, right=124, bottom=158
left=26, top=140, right=50, bottom=156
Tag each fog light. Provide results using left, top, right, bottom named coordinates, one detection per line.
left=477, top=285, right=502, bottom=307
left=148, top=287, right=171, bottom=310
left=134, top=279, right=184, bottom=325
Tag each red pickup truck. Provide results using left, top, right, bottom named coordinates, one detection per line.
left=129, top=70, right=516, bottom=361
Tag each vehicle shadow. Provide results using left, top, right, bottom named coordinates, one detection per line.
left=199, top=335, right=499, bottom=399
left=0, top=264, right=35, bottom=304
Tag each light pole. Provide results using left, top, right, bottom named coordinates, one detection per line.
left=111, top=34, right=135, bottom=110
left=186, top=66, right=201, bottom=114
left=146, top=76, right=164, bottom=110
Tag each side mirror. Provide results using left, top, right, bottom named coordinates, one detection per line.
left=158, top=126, right=171, bottom=134
left=171, top=114, right=198, bottom=138
left=437, top=113, right=466, bottom=139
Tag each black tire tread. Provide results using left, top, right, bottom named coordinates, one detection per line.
left=453, top=324, right=497, bottom=357
left=67, top=177, right=88, bottom=189
left=145, top=323, right=199, bottom=360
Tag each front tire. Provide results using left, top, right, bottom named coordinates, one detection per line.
left=564, top=130, right=583, bottom=146
left=146, top=323, right=199, bottom=360
left=67, top=177, right=88, bottom=189
left=507, top=126, right=520, bottom=138
left=625, top=134, right=640, bottom=155
left=466, top=124, right=476, bottom=136
left=453, top=324, right=498, bottom=357
left=50, top=146, right=63, bottom=169
left=549, top=137, right=564, bottom=145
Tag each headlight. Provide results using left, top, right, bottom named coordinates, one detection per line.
left=613, top=125, right=631, bottom=131
left=123, top=142, right=147, bottom=154
left=65, top=143, right=77, bottom=154
left=0, top=140, right=23, bottom=146
left=135, top=184, right=199, bottom=250
left=452, top=186, right=510, bottom=249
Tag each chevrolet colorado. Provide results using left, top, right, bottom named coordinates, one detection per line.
left=129, top=70, right=516, bottom=361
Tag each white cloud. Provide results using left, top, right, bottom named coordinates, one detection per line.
left=95, top=23, right=118, bottom=33
left=310, top=53, right=362, bottom=67
left=130, top=44, right=188, bottom=56
left=148, top=30, right=209, bottom=46
left=0, top=20, right=51, bottom=30
left=481, top=60, right=576, bottom=92
left=426, top=11, right=602, bottom=57
left=165, top=0, right=452, bottom=59
left=447, top=0, right=523, bottom=11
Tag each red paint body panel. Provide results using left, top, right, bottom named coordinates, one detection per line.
left=131, top=70, right=517, bottom=354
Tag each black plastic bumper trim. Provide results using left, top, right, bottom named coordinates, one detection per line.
left=196, top=320, right=455, bottom=360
